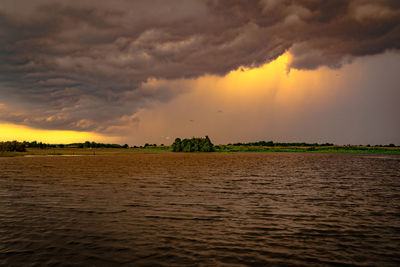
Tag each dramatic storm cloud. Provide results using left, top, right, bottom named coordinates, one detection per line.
left=0, top=0, right=399, bottom=133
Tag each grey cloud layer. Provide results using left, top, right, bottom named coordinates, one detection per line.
left=0, top=0, right=399, bottom=131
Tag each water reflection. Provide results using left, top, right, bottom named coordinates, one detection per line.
left=1, top=153, right=399, bottom=265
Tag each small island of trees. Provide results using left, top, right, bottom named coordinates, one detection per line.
left=172, top=136, right=215, bottom=152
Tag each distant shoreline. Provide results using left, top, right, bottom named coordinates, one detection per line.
left=1, top=145, right=399, bottom=157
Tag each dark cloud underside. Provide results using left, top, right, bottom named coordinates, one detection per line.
left=0, top=0, right=399, bottom=131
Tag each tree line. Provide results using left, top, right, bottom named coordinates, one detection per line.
left=228, top=141, right=335, bottom=147
left=172, top=136, right=215, bottom=152
left=0, top=140, right=130, bottom=151
left=0, top=141, right=26, bottom=152
left=227, top=141, right=397, bottom=147
left=70, top=141, right=129, bottom=149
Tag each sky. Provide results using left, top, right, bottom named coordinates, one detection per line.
left=0, top=0, right=399, bottom=145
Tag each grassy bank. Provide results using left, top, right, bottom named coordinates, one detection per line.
left=130, top=144, right=400, bottom=154
left=213, top=145, right=400, bottom=154
left=131, top=146, right=171, bottom=152
left=1, top=148, right=135, bottom=157
left=0, top=151, right=22, bottom=157
left=1, top=145, right=399, bottom=157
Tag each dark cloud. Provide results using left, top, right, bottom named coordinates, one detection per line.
left=0, top=0, right=399, bottom=131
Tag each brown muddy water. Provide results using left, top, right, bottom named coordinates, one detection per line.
left=0, top=152, right=399, bottom=266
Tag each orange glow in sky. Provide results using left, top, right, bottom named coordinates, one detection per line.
left=1, top=51, right=399, bottom=145
left=190, top=52, right=339, bottom=106
left=0, top=123, right=116, bottom=144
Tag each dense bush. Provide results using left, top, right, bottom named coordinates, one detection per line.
left=172, top=136, right=214, bottom=152
left=0, top=141, right=26, bottom=152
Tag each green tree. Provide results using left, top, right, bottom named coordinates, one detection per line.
left=202, top=136, right=214, bottom=152
left=0, top=141, right=26, bottom=152
left=172, top=136, right=214, bottom=152
left=182, top=139, right=192, bottom=152
left=172, top=138, right=182, bottom=152
left=83, top=141, right=91, bottom=148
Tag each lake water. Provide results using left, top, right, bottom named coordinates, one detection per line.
left=1, top=152, right=400, bottom=266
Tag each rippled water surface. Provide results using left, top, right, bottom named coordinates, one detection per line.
left=1, top=152, right=400, bottom=266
